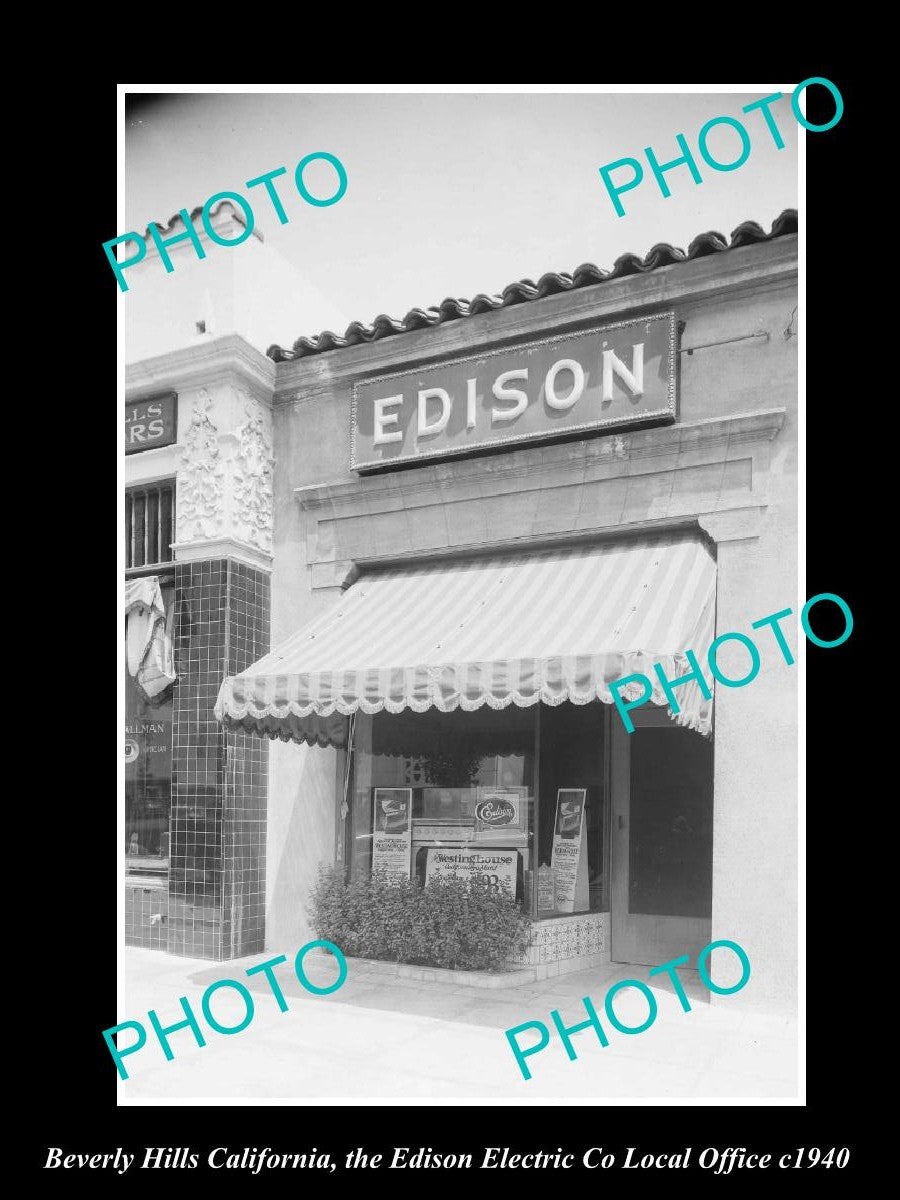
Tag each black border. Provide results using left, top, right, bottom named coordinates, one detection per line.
left=39, top=68, right=871, bottom=1178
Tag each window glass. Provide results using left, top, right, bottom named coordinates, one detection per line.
left=126, top=483, right=175, bottom=569
left=538, top=701, right=607, bottom=915
left=350, top=707, right=535, bottom=908
left=125, top=581, right=174, bottom=875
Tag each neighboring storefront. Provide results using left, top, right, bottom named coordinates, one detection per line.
left=124, top=315, right=276, bottom=959
left=127, top=207, right=798, bottom=1010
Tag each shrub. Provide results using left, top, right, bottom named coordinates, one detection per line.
left=309, top=867, right=531, bottom=972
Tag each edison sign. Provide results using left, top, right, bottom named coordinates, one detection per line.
left=350, top=313, right=676, bottom=470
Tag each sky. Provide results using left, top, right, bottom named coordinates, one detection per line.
left=124, top=87, right=799, bottom=348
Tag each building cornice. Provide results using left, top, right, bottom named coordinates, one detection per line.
left=126, top=333, right=277, bottom=403
left=173, top=536, right=273, bottom=573
left=295, top=408, right=787, bottom=513
left=293, top=407, right=788, bottom=589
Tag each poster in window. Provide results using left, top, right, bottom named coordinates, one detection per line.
left=551, top=788, right=588, bottom=912
left=537, top=864, right=556, bottom=912
left=372, top=788, right=412, bottom=881
left=425, top=848, right=518, bottom=895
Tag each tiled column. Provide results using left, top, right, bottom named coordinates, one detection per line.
left=168, top=373, right=274, bottom=960
left=222, top=562, right=270, bottom=957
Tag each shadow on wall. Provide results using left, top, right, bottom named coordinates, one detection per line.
left=267, top=739, right=338, bottom=951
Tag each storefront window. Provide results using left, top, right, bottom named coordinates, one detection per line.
left=538, top=702, right=608, bottom=916
left=347, top=700, right=609, bottom=917
left=350, top=706, right=535, bottom=907
left=125, top=580, right=174, bottom=876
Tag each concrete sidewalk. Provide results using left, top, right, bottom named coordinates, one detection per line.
left=118, top=947, right=799, bottom=1102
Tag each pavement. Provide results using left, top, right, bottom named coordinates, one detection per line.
left=118, top=947, right=800, bottom=1102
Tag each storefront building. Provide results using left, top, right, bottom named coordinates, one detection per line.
left=126, top=206, right=798, bottom=1010
left=124, top=326, right=276, bottom=957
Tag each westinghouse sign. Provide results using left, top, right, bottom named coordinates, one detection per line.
left=351, top=313, right=676, bottom=470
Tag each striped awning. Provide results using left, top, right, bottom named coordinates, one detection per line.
left=214, top=532, right=715, bottom=744
left=215, top=533, right=717, bottom=746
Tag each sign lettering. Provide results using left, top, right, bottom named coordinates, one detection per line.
left=125, top=392, right=177, bottom=454
left=351, top=313, right=675, bottom=470
left=425, top=848, right=518, bottom=895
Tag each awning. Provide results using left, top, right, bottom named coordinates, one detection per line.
left=215, top=533, right=717, bottom=745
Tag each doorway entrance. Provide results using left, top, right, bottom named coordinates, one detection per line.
left=610, top=705, right=713, bottom=966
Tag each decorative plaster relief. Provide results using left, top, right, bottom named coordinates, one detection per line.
left=232, top=393, right=274, bottom=553
left=177, top=389, right=225, bottom=542
left=175, top=386, right=274, bottom=557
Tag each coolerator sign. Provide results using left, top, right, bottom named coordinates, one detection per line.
left=350, top=313, right=676, bottom=470
left=475, top=797, right=517, bottom=827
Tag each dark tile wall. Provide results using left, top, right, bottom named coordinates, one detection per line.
left=132, top=557, right=271, bottom=961
left=222, top=563, right=270, bottom=957
left=125, top=883, right=168, bottom=949
left=168, top=560, right=227, bottom=958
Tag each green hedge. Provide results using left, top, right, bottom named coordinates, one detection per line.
left=310, top=868, right=531, bottom=972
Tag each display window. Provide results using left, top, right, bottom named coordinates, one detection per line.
left=124, top=580, right=175, bottom=877
left=347, top=700, right=609, bottom=918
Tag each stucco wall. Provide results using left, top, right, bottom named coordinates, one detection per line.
left=710, top=448, right=798, bottom=1012
left=680, top=280, right=799, bottom=1012
left=266, top=739, right=338, bottom=951
left=265, top=394, right=348, bottom=951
